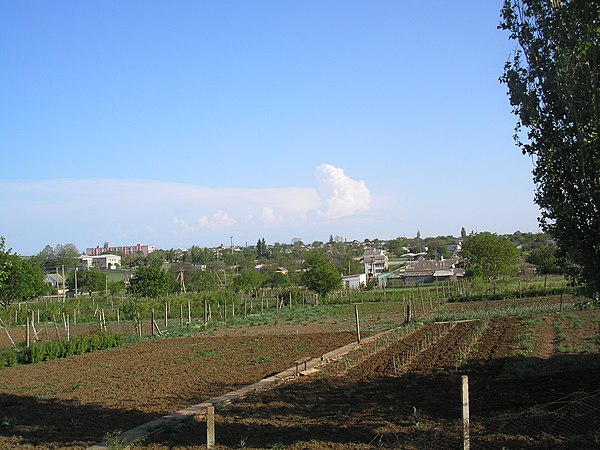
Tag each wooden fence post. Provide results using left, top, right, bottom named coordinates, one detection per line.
left=206, top=405, right=215, bottom=449
left=354, top=305, right=361, bottom=343
left=560, top=291, right=564, bottom=312
left=462, top=375, right=470, bottom=450
left=151, top=309, right=155, bottom=337
left=26, top=317, right=30, bottom=348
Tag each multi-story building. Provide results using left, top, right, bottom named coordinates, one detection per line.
left=363, top=248, right=389, bottom=277
left=80, top=254, right=122, bottom=270
left=86, top=243, right=155, bottom=257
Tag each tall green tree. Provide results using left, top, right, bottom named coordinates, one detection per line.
left=461, top=232, right=520, bottom=280
left=500, top=0, right=600, bottom=295
left=129, top=261, right=177, bottom=298
left=0, top=254, right=48, bottom=306
left=232, top=270, right=264, bottom=293
left=0, top=237, right=10, bottom=290
left=300, top=250, right=342, bottom=299
left=66, top=268, right=106, bottom=296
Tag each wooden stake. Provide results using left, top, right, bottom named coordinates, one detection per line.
left=26, top=317, right=30, bottom=348
left=164, top=302, right=168, bottom=328
left=0, top=318, right=16, bottom=348
left=354, top=305, right=361, bottom=343
left=462, top=375, right=470, bottom=450
left=151, top=309, right=155, bottom=337
left=560, top=291, right=564, bottom=312
left=206, top=405, right=215, bottom=449
left=188, top=300, right=192, bottom=324
left=153, top=319, right=162, bottom=336
left=52, top=315, right=60, bottom=339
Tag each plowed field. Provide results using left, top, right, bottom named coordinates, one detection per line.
left=0, top=332, right=357, bottom=449
left=143, top=312, right=600, bottom=450
left=0, top=300, right=598, bottom=450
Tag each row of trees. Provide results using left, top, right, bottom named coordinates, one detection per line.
left=126, top=251, right=343, bottom=300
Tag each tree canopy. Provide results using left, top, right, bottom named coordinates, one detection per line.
left=66, top=268, right=106, bottom=296
left=128, top=261, right=178, bottom=298
left=300, top=250, right=342, bottom=298
left=0, top=238, right=48, bottom=306
left=461, top=232, right=520, bottom=280
left=500, top=0, right=600, bottom=295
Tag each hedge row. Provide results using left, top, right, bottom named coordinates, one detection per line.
left=447, top=286, right=573, bottom=303
left=0, top=332, right=124, bottom=368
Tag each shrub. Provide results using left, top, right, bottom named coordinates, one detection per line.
left=1, top=332, right=124, bottom=369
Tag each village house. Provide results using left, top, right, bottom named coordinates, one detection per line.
left=403, top=258, right=464, bottom=284
left=363, top=248, right=389, bottom=277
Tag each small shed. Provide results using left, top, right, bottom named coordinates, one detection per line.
left=343, top=273, right=367, bottom=290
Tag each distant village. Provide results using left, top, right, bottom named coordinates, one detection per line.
left=39, top=230, right=551, bottom=293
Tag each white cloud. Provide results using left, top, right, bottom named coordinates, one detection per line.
left=316, top=163, right=371, bottom=218
left=198, top=210, right=237, bottom=229
left=261, top=206, right=284, bottom=224
left=173, top=216, right=194, bottom=232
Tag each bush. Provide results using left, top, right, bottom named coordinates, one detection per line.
left=1, top=332, right=124, bottom=369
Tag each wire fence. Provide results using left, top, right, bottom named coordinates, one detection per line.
left=370, top=389, right=600, bottom=449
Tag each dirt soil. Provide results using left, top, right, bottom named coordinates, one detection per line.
left=1, top=302, right=598, bottom=450
left=0, top=332, right=357, bottom=449
left=142, top=314, right=600, bottom=450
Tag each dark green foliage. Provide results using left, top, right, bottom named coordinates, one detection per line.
left=300, top=250, right=342, bottom=298
left=500, top=0, right=600, bottom=296
left=256, top=238, right=269, bottom=259
left=448, top=285, right=572, bottom=303
left=129, top=261, right=178, bottom=298
left=35, top=243, right=80, bottom=272
left=526, top=244, right=559, bottom=274
left=0, top=242, right=49, bottom=306
left=66, top=268, right=106, bottom=295
left=462, top=232, right=521, bottom=280
left=2, top=333, right=124, bottom=367
left=232, top=270, right=265, bottom=293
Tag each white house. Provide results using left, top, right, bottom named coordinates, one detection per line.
left=80, top=254, right=121, bottom=270
left=363, top=248, right=389, bottom=277
left=343, top=273, right=367, bottom=290
left=45, top=273, right=66, bottom=294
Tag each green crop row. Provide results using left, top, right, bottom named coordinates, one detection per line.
left=0, top=332, right=123, bottom=368
left=447, top=286, right=573, bottom=303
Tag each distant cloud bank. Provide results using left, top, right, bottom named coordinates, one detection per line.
left=0, top=164, right=371, bottom=252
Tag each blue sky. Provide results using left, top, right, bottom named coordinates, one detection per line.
left=0, top=1, right=540, bottom=255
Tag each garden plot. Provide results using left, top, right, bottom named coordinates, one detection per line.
left=141, top=307, right=599, bottom=449
left=0, top=332, right=356, bottom=449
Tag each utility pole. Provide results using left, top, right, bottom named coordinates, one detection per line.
left=230, top=236, right=233, bottom=254
left=61, top=265, right=66, bottom=302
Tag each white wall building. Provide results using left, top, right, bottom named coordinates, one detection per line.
left=343, top=273, right=367, bottom=290
left=80, top=254, right=121, bottom=270
left=363, top=248, right=389, bottom=277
